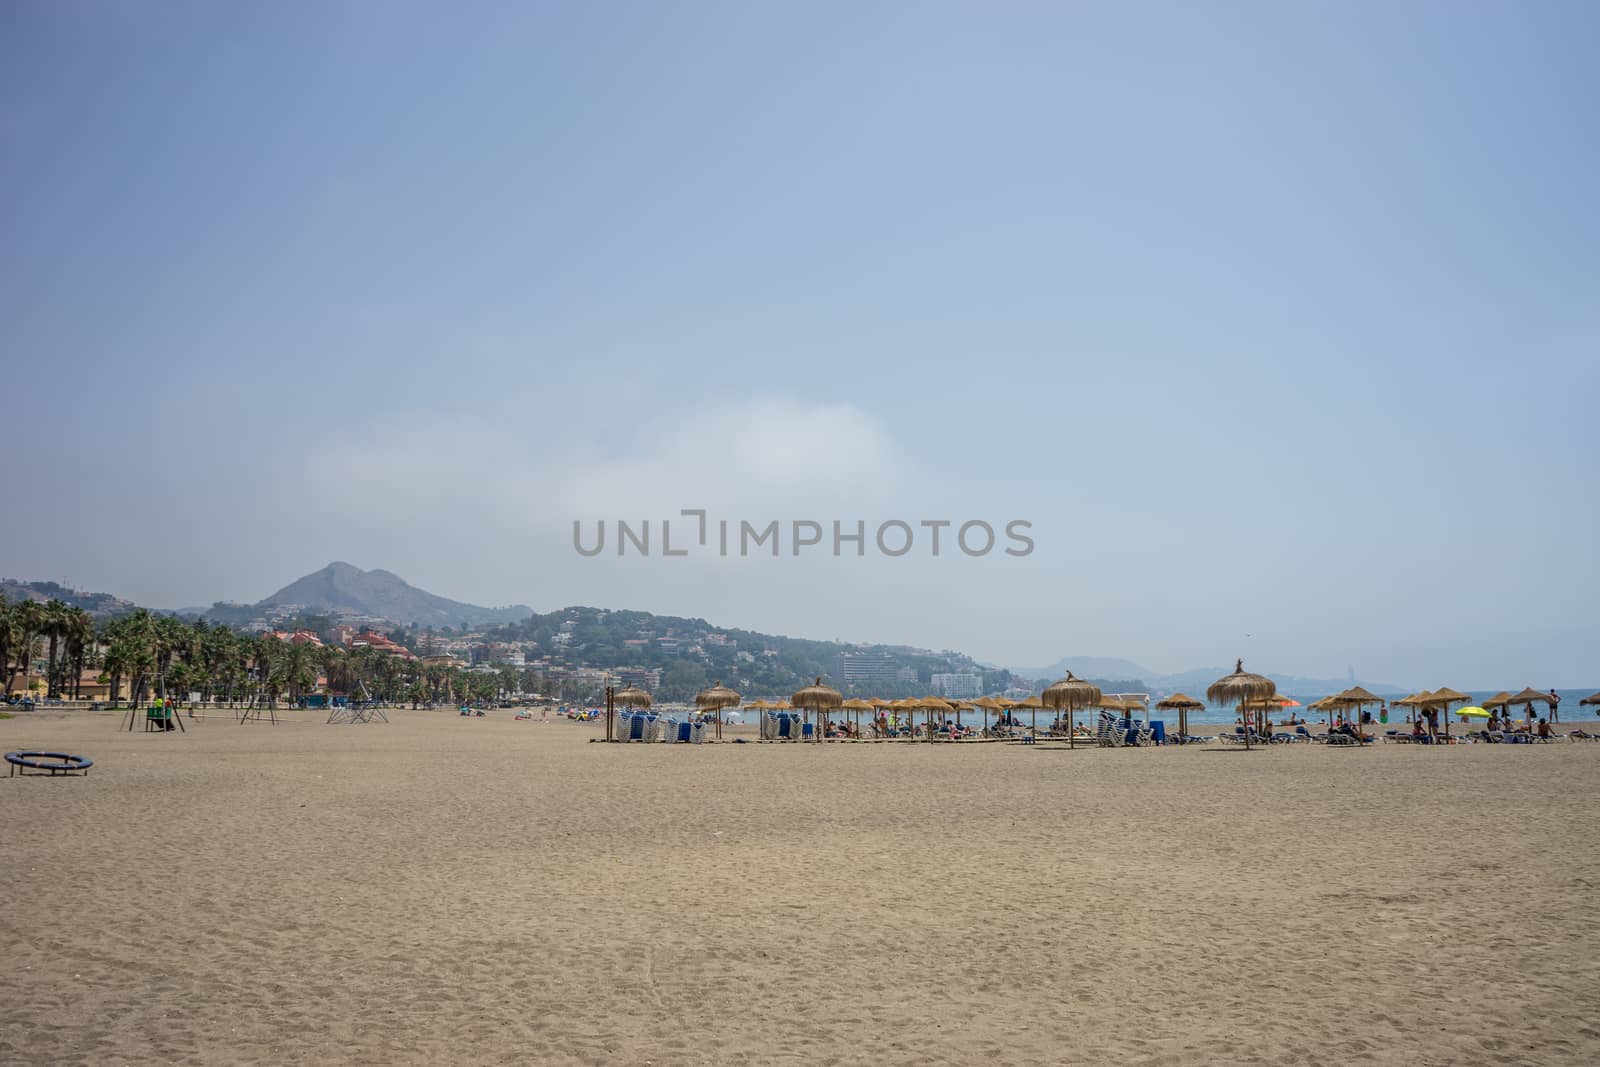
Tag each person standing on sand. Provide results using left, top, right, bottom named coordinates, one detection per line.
left=1548, top=689, right=1561, bottom=724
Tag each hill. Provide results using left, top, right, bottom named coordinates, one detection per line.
left=0, top=578, right=139, bottom=617
left=482, top=606, right=1031, bottom=700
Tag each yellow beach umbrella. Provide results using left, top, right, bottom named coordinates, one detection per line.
left=1457, top=706, right=1489, bottom=719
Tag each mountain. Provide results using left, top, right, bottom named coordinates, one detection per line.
left=248, top=562, right=533, bottom=629
left=1013, top=655, right=1155, bottom=683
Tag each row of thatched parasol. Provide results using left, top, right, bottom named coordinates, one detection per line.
left=607, top=660, right=1286, bottom=745
left=613, top=672, right=1600, bottom=745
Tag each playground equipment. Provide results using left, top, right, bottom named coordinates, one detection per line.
left=124, top=702, right=185, bottom=733
left=6, top=751, right=94, bottom=777
left=238, top=703, right=279, bottom=725
left=328, top=702, right=388, bottom=724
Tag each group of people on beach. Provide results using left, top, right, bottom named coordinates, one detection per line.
left=861, top=712, right=976, bottom=740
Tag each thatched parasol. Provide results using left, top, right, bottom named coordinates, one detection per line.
left=1580, top=692, right=1600, bottom=707
left=968, top=695, right=1004, bottom=735
left=1480, top=691, right=1513, bottom=711
left=840, top=697, right=874, bottom=738
left=1419, top=687, right=1470, bottom=738
left=1330, top=686, right=1385, bottom=726
left=1042, top=672, right=1103, bottom=749
left=1505, top=686, right=1553, bottom=707
left=606, top=684, right=651, bottom=742
left=791, top=677, right=843, bottom=742
left=1333, top=685, right=1383, bottom=707
left=695, top=681, right=741, bottom=740
left=1502, top=687, right=1555, bottom=724
left=1156, top=692, right=1204, bottom=742
left=1206, top=659, right=1276, bottom=750
left=915, top=696, right=955, bottom=741
left=614, top=685, right=652, bottom=708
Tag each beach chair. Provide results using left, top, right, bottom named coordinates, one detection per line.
left=1096, top=712, right=1126, bottom=748
left=1324, top=729, right=1373, bottom=746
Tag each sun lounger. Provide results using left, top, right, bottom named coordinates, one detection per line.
left=1096, top=712, right=1126, bottom=748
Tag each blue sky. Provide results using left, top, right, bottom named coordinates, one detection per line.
left=4, top=1, right=1597, bottom=685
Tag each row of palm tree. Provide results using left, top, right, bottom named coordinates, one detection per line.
left=1, top=599, right=515, bottom=708
left=0, top=597, right=94, bottom=699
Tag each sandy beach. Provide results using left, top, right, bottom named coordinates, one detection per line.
left=4, top=708, right=1600, bottom=1065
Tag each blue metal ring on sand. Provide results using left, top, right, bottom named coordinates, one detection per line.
left=5, top=751, right=94, bottom=776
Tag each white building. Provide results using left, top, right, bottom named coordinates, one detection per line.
left=931, top=673, right=983, bottom=699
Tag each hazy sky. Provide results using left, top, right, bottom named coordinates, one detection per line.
left=5, top=1, right=1597, bottom=686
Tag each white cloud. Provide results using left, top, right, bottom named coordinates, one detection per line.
left=281, top=396, right=901, bottom=533
left=548, top=398, right=898, bottom=520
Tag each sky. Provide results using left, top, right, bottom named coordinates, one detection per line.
left=3, top=1, right=1597, bottom=687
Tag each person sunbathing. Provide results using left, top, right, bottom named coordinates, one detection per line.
left=1334, top=722, right=1371, bottom=742
left=1537, top=718, right=1553, bottom=739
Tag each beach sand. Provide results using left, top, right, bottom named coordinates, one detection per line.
left=3, top=708, right=1599, bottom=1065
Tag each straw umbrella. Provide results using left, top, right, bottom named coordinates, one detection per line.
left=917, top=696, right=955, bottom=741
left=1007, top=695, right=1044, bottom=738
left=615, top=685, right=651, bottom=708
left=1156, top=692, right=1204, bottom=743
left=1207, top=659, right=1276, bottom=750
left=840, top=698, right=874, bottom=739
left=791, top=677, right=842, bottom=742
left=745, top=698, right=772, bottom=738
left=1419, top=687, right=1470, bottom=739
left=867, top=698, right=894, bottom=737
left=1042, top=672, right=1103, bottom=750
left=611, top=684, right=652, bottom=742
left=1580, top=692, right=1600, bottom=707
left=695, top=680, right=741, bottom=741
left=1503, top=687, right=1554, bottom=726
left=1331, top=686, right=1384, bottom=729
left=971, top=695, right=1005, bottom=736
left=1395, top=690, right=1433, bottom=725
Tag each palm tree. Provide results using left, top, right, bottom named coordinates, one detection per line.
left=40, top=599, right=68, bottom=698
left=0, top=597, right=16, bottom=696
left=322, top=646, right=358, bottom=702
left=284, top=642, right=317, bottom=703
left=13, top=599, right=48, bottom=696
left=62, top=606, right=93, bottom=699
left=151, top=615, right=196, bottom=699
left=102, top=611, right=157, bottom=707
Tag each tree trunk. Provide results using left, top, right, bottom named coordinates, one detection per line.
left=46, top=634, right=60, bottom=697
